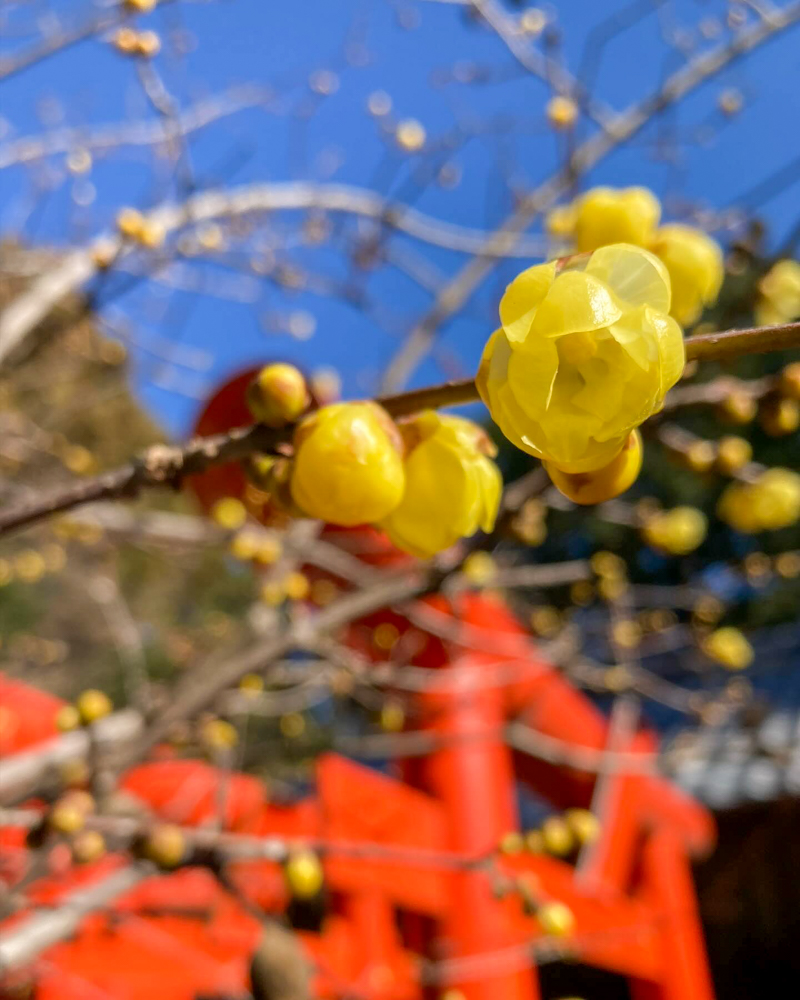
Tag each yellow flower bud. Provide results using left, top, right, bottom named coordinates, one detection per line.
left=478, top=244, right=683, bottom=473
left=381, top=412, right=502, bottom=558
left=395, top=119, right=426, bottom=152
left=284, top=571, right=310, bottom=601
left=291, top=402, right=405, bottom=526
left=703, top=627, right=753, bottom=670
left=56, top=705, right=81, bottom=733
left=72, top=830, right=106, bottom=864
left=246, top=363, right=310, bottom=427
left=546, top=95, right=578, bottom=130
left=755, top=259, right=800, bottom=326
left=76, top=689, right=112, bottom=725
left=116, top=206, right=144, bottom=239
left=718, top=389, right=757, bottom=425
left=112, top=27, right=139, bottom=55
left=642, top=506, right=707, bottom=555
left=462, top=551, right=497, bottom=586
left=211, top=497, right=247, bottom=530
left=201, top=718, right=238, bottom=751
left=565, top=808, right=600, bottom=845
left=715, top=435, right=752, bottom=475
left=284, top=849, right=324, bottom=899
left=126, top=0, right=158, bottom=11
left=545, top=203, right=577, bottom=239
left=573, top=187, right=661, bottom=252
left=760, top=396, right=800, bottom=436
left=143, top=824, right=186, bottom=869
left=779, top=362, right=800, bottom=400
left=537, top=901, right=575, bottom=937
left=499, top=832, right=524, bottom=855
left=718, top=467, right=800, bottom=532
left=546, top=429, right=642, bottom=504
left=135, top=29, right=161, bottom=58
left=649, top=224, right=723, bottom=326
left=685, top=440, right=716, bottom=473
left=541, top=816, right=575, bottom=856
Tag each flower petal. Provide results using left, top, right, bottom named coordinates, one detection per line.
left=586, top=243, right=671, bottom=314
left=531, top=271, right=623, bottom=338
left=499, top=261, right=557, bottom=343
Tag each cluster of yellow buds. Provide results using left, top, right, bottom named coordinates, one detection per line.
left=56, top=689, right=113, bottom=732
left=478, top=243, right=684, bottom=502
left=115, top=207, right=165, bottom=248
left=755, top=259, right=800, bottom=326
left=240, top=365, right=502, bottom=557
left=717, top=467, right=800, bottom=533
left=544, top=186, right=723, bottom=325
left=641, top=506, right=707, bottom=555
left=112, top=27, right=161, bottom=58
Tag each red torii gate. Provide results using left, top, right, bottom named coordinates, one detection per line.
left=0, top=370, right=716, bottom=1000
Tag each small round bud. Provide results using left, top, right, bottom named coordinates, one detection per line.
left=143, top=824, right=186, bottom=869
left=56, top=704, right=81, bottom=733
left=641, top=506, right=707, bottom=555
left=116, top=207, right=144, bottom=239
left=703, top=627, right=753, bottom=670
left=718, top=390, right=757, bottom=425
left=499, top=832, right=524, bottom=855
left=760, top=397, right=800, bottom=437
left=284, top=849, right=324, bottom=899
left=112, top=27, right=139, bottom=55
left=685, top=440, right=716, bottom=473
left=76, top=689, right=112, bottom=725
left=537, top=901, right=575, bottom=937
left=541, top=816, right=574, bottom=857
left=546, top=95, right=578, bottom=130
left=49, top=800, right=86, bottom=835
left=715, top=436, right=752, bottom=475
left=395, top=119, right=426, bottom=152
left=379, top=699, right=405, bottom=732
left=135, top=30, right=161, bottom=58
left=246, top=364, right=310, bottom=427
left=201, top=718, right=238, bottom=751
left=546, top=430, right=642, bottom=505
left=564, top=808, right=600, bottom=845
left=779, top=362, right=800, bottom=400
left=283, top=571, right=310, bottom=601
left=211, top=497, right=248, bottom=531
left=72, top=830, right=106, bottom=865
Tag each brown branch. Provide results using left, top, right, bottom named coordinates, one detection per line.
left=0, top=322, right=798, bottom=539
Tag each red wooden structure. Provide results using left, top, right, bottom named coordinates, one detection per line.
left=0, top=371, right=717, bottom=999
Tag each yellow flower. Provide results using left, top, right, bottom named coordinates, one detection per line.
left=755, top=259, right=800, bottom=326
left=703, top=627, right=753, bottom=671
left=477, top=244, right=684, bottom=473
left=648, top=224, right=723, bottom=326
left=641, top=506, right=707, bottom=555
left=381, top=412, right=501, bottom=558
left=573, top=187, right=661, bottom=252
left=717, top=467, right=800, bottom=533
left=291, top=402, right=404, bottom=526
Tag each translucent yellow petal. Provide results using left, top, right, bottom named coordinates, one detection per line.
left=531, top=271, right=623, bottom=338
left=506, top=336, right=560, bottom=416
left=474, top=456, right=503, bottom=533
left=607, top=312, right=658, bottom=371
left=586, top=243, right=671, bottom=314
left=499, top=261, right=558, bottom=344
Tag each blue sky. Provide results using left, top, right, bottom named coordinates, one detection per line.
left=2, top=0, right=800, bottom=436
